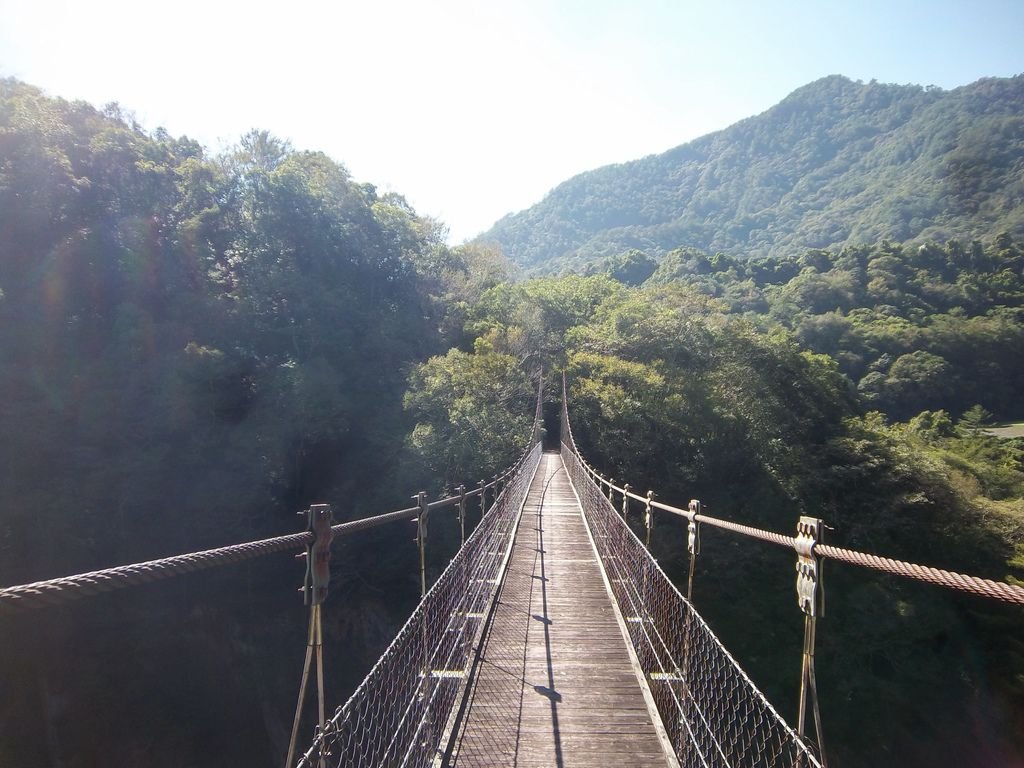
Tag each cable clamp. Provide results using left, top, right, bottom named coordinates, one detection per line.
left=795, top=516, right=824, bottom=617
left=414, top=491, right=428, bottom=544
left=687, top=500, right=701, bottom=555
left=303, top=504, right=333, bottom=606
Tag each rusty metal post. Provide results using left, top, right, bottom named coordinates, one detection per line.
left=621, top=484, right=631, bottom=517
left=644, top=490, right=655, bottom=548
left=286, top=503, right=333, bottom=768
left=608, top=478, right=615, bottom=505
left=679, top=500, right=701, bottom=744
left=414, top=491, right=433, bottom=746
left=795, top=516, right=828, bottom=767
left=686, top=500, right=701, bottom=602
left=457, top=484, right=467, bottom=546
left=415, top=492, right=428, bottom=598
left=455, top=482, right=471, bottom=664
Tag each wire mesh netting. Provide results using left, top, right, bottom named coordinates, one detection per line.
left=559, top=436, right=822, bottom=768
left=297, top=443, right=543, bottom=768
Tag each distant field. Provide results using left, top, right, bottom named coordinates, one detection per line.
left=986, top=422, right=1024, bottom=438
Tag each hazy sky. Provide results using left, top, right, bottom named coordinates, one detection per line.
left=2, top=0, right=1022, bottom=242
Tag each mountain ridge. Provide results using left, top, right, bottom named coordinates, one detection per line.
left=480, top=74, right=1024, bottom=273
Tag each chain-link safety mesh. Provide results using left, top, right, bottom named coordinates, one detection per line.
left=560, top=411, right=821, bottom=768
left=296, top=442, right=543, bottom=768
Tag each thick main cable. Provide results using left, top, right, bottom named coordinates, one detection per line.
left=0, top=531, right=314, bottom=613
left=0, top=449, right=536, bottom=615
left=561, top=378, right=1024, bottom=607
left=815, top=544, right=1024, bottom=605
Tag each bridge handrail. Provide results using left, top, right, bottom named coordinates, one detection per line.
left=296, top=439, right=544, bottom=768
left=0, top=413, right=543, bottom=614
left=560, top=415, right=822, bottom=766
left=562, top=379, right=1024, bottom=606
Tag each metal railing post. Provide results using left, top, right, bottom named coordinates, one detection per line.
left=795, top=516, right=828, bottom=767
left=415, top=492, right=428, bottom=598
left=457, top=484, right=467, bottom=546
left=608, top=478, right=616, bottom=505
left=286, top=503, right=333, bottom=768
left=644, top=490, right=655, bottom=548
left=621, top=484, right=631, bottom=517
left=479, top=479, right=488, bottom=517
left=679, top=500, right=700, bottom=757
left=686, top=500, right=701, bottom=602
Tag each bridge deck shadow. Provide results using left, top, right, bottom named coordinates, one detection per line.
left=444, top=453, right=672, bottom=767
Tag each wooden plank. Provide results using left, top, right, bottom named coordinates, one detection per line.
left=443, top=453, right=674, bottom=767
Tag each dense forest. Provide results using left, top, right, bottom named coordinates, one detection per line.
left=3, top=75, right=1024, bottom=768
left=409, top=259, right=1024, bottom=767
left=481, top=75, right=1024, bottom=274
left=0, top=78, right=515, bottom=767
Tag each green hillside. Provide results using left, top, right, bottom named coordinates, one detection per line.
left=481, top=75, right=1024, bottom=273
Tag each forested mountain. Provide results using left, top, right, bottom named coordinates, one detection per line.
left=481, top=75, right=1024, bottom=273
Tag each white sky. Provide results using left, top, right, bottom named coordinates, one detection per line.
left=2, top=0, right=1023, bottom=242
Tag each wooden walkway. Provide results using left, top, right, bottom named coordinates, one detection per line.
left=444, top=452, right=674, bottom=767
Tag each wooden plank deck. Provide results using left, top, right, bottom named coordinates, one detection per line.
left=444, top=452, right=674, bottom=767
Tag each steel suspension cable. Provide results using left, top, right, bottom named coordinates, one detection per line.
left=814, top=544, right=1024, bottom=605
left=0, top=531, right=315, bottom=613
left=560, top=377, right=1024, bottom=607
left=0, top=446, right=538, bottom=615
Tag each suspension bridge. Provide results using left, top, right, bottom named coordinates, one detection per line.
left=3, top=374, right=1023, bottom=768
